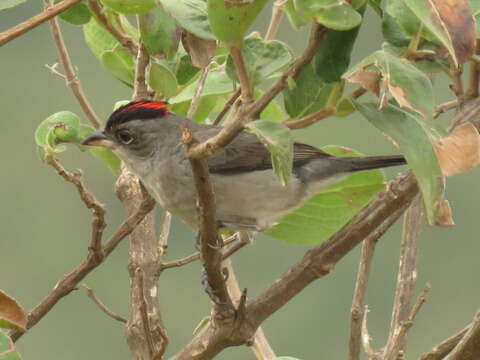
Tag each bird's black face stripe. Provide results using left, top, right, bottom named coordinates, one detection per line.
left=105, top=101, right=169, bottom=132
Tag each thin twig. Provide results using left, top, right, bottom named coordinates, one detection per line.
left=88, top=0, right=138, bottom=55
left=384, top=285, right=431, bottom=360
left=81, top=284, right=127, bottom=323
left=132, top=23, right=150, bottom=102
left=187, top=65, right=211, bottom=119
left=348, top=237, right=378, bottom=360
left=419, top=325, right=470, bottom=360
left=0, top=0, right=83, bottom=46
left=212, top=88, right=241, bottom=125
left=284, top=108, right=334, bottom=129
left=45, top=0, right=101, bottom=128
left=10, top=188, right=155, bottom=342
left=44, top=63, right=67, bottom=79
left=188, top=24, right=326, bottom=159
left=229, top=45, right=253, bottom=102
left=265, top=0, right=288, bottom=41
left=361, top=306, right=378, bottom=359
left=182, top=128, right=233, bottom=311
left=45, top=156, right=105, bottom=254
left=384, top=197, right=424, bottom=360
left=159, top=233, right=238, bottom=271
left=450, top=62, right=464, bottom=99
left=434, top=100, right=460, bottom=119
left=444, top=311, right=480, bottom=360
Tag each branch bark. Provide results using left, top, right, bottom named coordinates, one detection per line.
left=46, top=0, right=101, bottom=128
left=0, top=0, right=83, bottom=46
left=444, top=311, right=480, bottom=360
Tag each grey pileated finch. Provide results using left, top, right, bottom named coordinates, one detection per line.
left=82, top=101, right=407, bottom=231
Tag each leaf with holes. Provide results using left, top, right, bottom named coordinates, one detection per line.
left=267, top=145, right=386, bottom=244
left=246, top=120, right=294, bottom=186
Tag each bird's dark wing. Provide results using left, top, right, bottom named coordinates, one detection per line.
left=191, top=127, right=332, bottom=174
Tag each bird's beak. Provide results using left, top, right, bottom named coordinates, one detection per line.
left=82, top=130, right=115, bottom=149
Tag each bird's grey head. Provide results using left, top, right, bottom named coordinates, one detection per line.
left=82, top=101, right=185, bottom=163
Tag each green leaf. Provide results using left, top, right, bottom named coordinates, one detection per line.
left=245, top=120, right=294, bottom=186
left=149, top=59, right=179, bottom=98
left=170, top=95, right=220, bottom=123
left=283, top=62, right=332, bottom=118
left=207, top=0, right=268, bottom=46
left=83, top=18, right=135, bottom=85
left=226, top=33, right=293, bottom=85
left=35, top=111, right=82, bottom=155
left=0, top=331, right=22, bottom=360
left=54, top=0, right=91, bottom=25
left=160, top=0, right=215, bottom=40
left=139, top=7, right=179, bottom=59
left=256, top=92, right=287, bottom=121
left=0, top=0, right=26, bottom=11
left=100, top=0, right=157, bottom=14
left=315, top=3, right=362, bottom=31
left=382, top=11, right=412, bottom=47
left=284, top=0, right=311, bottom=29
left=385, top=0, right=420, bottom=37
left=293, top=0, right=362, bottom=30
left=267, top=145, right=386, bottom=244
left=100, top=44, right=135, bottom=86
left=314, top=5, right=364, bottom=83
left=344, top=50, right=434, bottom=118
left=404, top=0, right=476, bottom=65
left=170, top=70, right=234, bottom=103
left=176, top=54, right=201, bottom=85
left=354, top=101, right=445, bottom=224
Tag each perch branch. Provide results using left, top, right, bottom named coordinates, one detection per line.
left=81, top=284, right=127, bottom=323
left=0, top=0, right=83, bottom=46
left=132, top=25, right=150, bottom=102
left=444, top=311, right=480, bottom=360
left=182, top=128, right=233, bottom=311
left=46, top=0, right=101, bottom=128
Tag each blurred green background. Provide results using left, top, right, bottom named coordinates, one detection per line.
left=2, top=2, right=480, bottom=360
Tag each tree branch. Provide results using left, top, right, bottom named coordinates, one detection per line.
left=132, top=20, right=150, bottom=102
left=348, top=237, right=378, bottom=360
left=182, top=128, right=234, bottom=311
left=45, top=0, right=101, bottom=128
left=81, top=284, right=127, bottom=323
left=444, top=311, right=480, bottom=360
left=88, top=0, right=139, bottom=56
left=383, top=196, right=424, bottom=359
left=265, top=0, right=288, bottom=41
left=187, top=64, right=211, bottom=120
left=0, top=0, right=83, bottom=46
left=10, top=173, right=155, bottom=342
left=229, top=45, right=253, bottom=103
left=419, top=325, right=470, bottom=360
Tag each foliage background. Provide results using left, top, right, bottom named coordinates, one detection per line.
left=1, top=2, right=480, bottom=359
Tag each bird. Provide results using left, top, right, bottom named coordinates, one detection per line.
left=82, top=100, right=406, bottom=231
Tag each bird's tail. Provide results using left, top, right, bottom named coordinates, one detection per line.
left=333, top=155, right=407, bottom=172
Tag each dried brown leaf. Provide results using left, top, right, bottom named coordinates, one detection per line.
left=346, top=70, right=380, bottom=96
left=435, top=199, right=455, bottom=226
left=182, top=31, right=217, bottom=68
left=435, top=122, right=480, bottom=176
left=0, top=290, right=27, bottom=332
left=430, top=0, right=476, bottom=64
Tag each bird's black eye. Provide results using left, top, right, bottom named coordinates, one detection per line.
left=116, top=129, right=135, bottom=145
